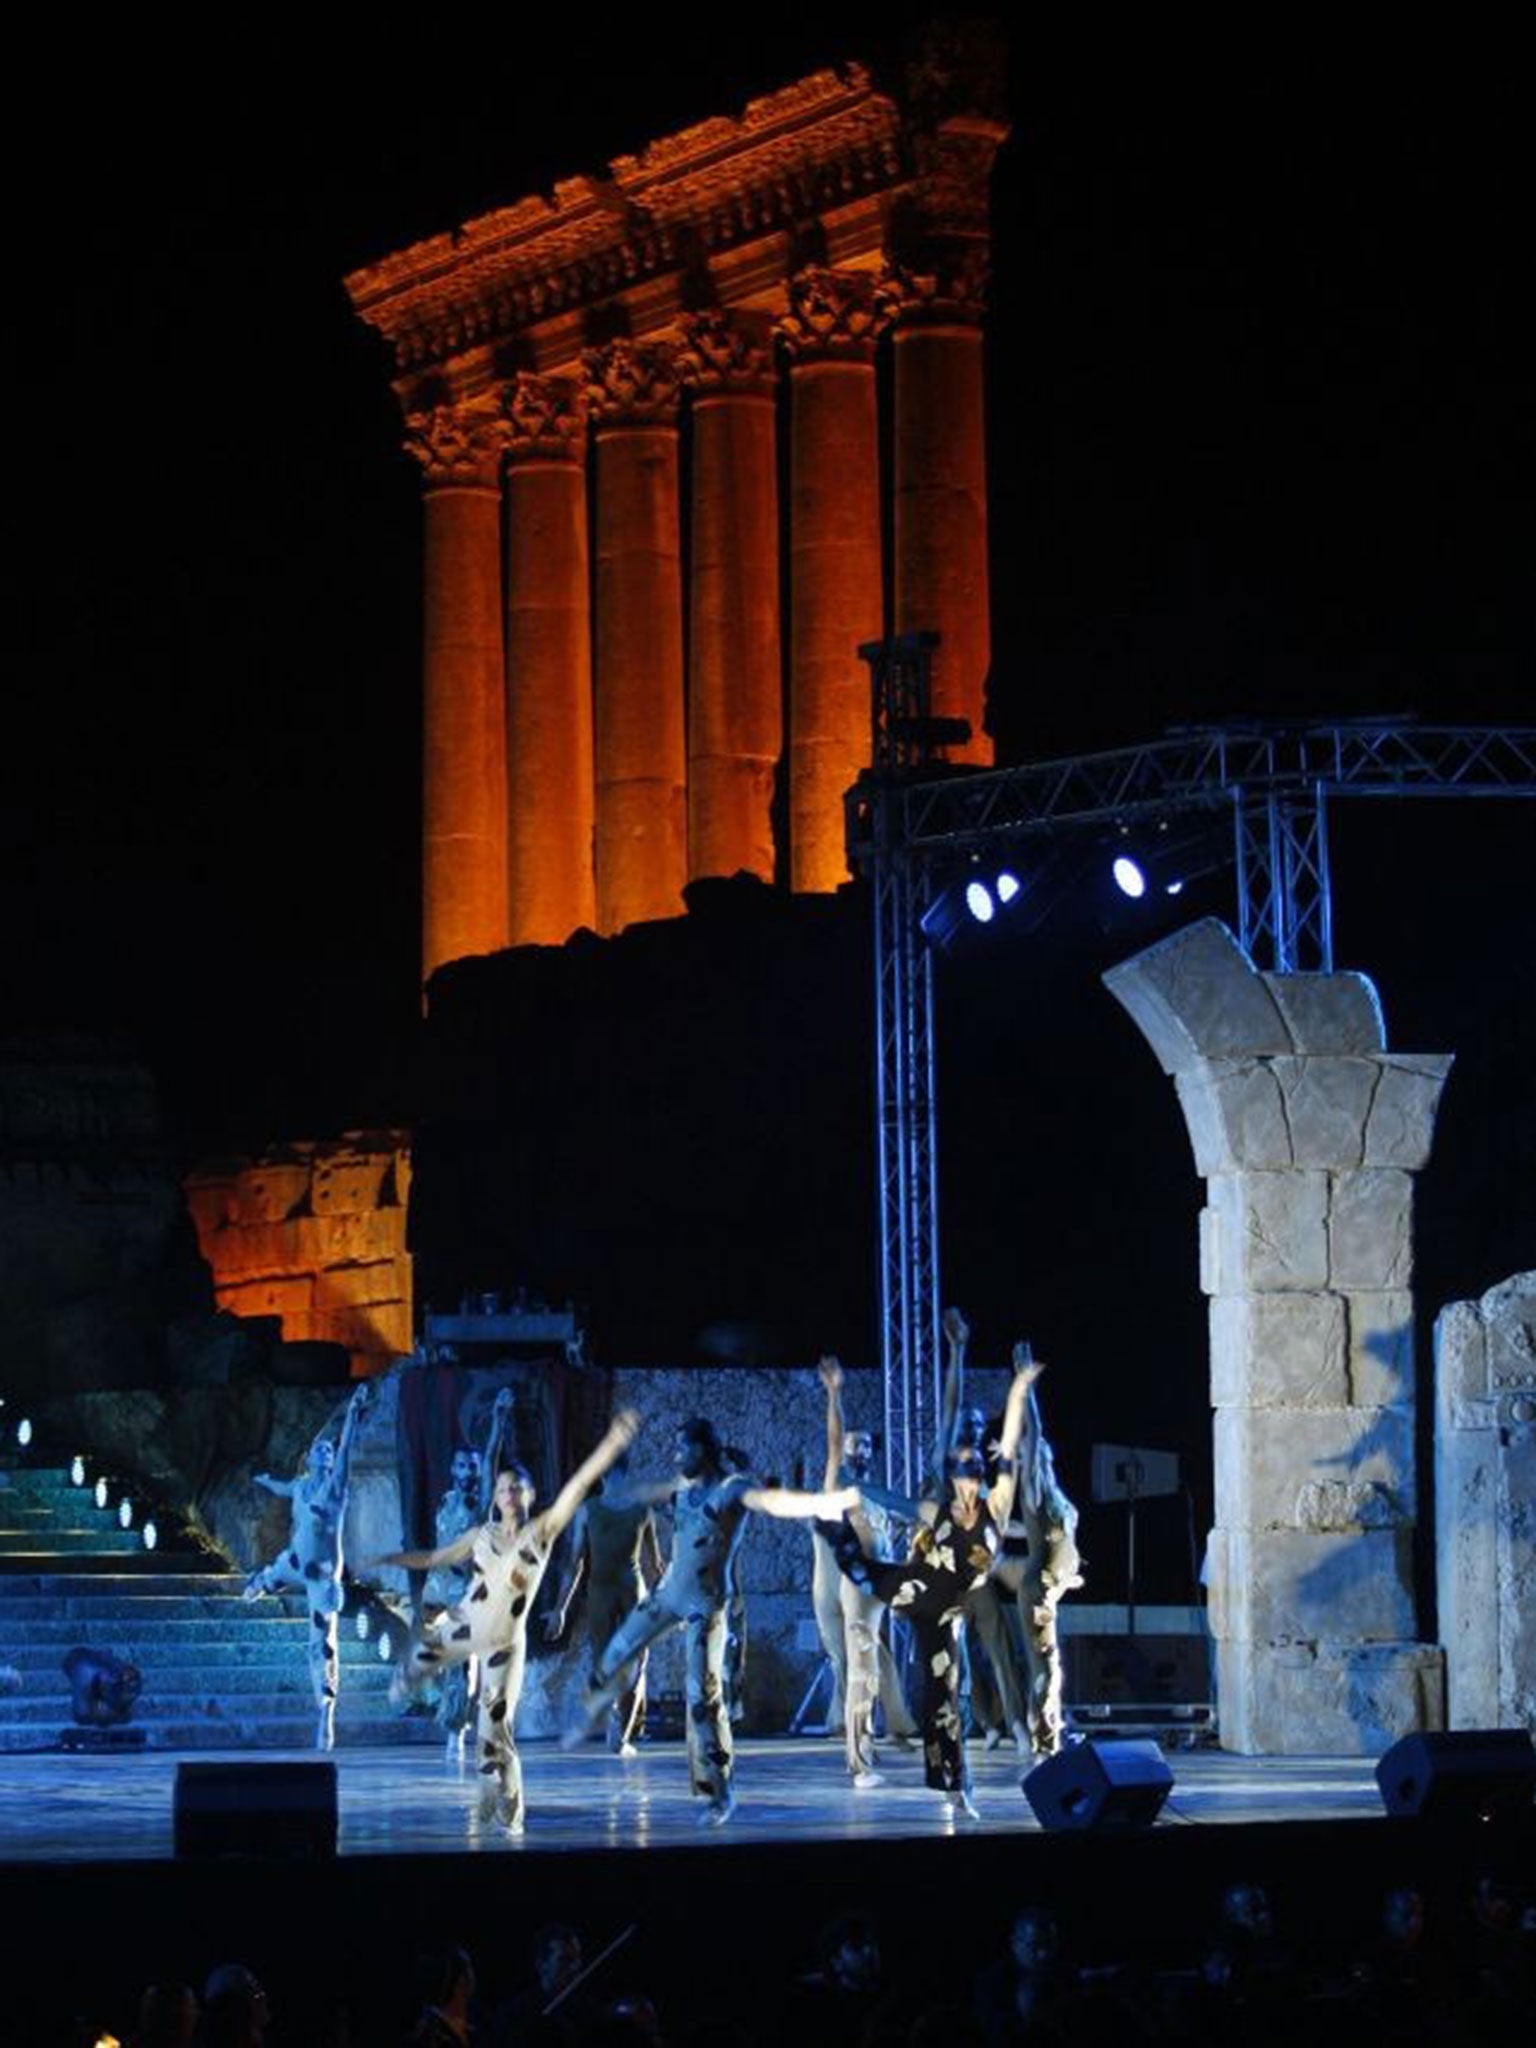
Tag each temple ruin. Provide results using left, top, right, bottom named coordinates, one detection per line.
left=344, top=46, right=1007, bottom=982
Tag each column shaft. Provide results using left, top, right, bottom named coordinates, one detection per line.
left=592, top=422, right=687, bottom=933
left=505, top=459, right=595, bottom=944
left=420, top=482, right=509, bottom=979
left=893, top=324, right=991, bottom=764
left=688, top=390, right=780, bottom=883
left=788, top=359, right=883, bottom=893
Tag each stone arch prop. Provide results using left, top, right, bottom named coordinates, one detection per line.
left=1103, top=918, right=1451, bottom=1754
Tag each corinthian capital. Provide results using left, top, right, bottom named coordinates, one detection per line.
left=886, top=246, right=992, bottom=327
left=583, top=340, right=683, bottom=426
left=401, top=404, right=507, bottom=489
left=501, top=372, right=588, bottom=462
left=777, top=267, right=897, bottom=366
left=675, top=311, right=777, bottom=397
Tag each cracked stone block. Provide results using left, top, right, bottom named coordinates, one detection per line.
left=1103, top=918, right=1294, bottom=1076
left=1272, top=1056, right=1377, bottom=1168
left=1346, top=1291, right=1414, bottom=1407
left=1218, top=1638, right=1444, bottom=1755
left=1209, top=1525, right=1415, bottom=1644
left=235, top=1163, right=312, bottom=1225
left=1261, top=970, right=1386, bottom=1054
left=1215, top=1403, right=1415, bottom=1531
left=1363, top=1054, right=1454, bottom=1169
left=1208, top=1171, right=1329, bottom=1293
left=311, top=1153, right=394, bottom=1214
left=1176, top=1061, right=1291, bottom=1173
left=1328, top=1168, right=1413, bottom=1290
left=1210, top=1291, right=1347, bottom=1409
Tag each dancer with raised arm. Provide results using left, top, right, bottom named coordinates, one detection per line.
left=564, top=1415, right=855, bottom=1826
left=374, top=1407, right=639, bottom=1834
left=822, top=1347, right=1043, bottom=1819
left=812, top=1357, right=916, bottom=1785
left=542, top=1443, right=663, bottom=1756
left=243, top=1378, right=373, bottom=1751
left=992, top=1346, right=1083, bottom=1756
left=423, top=1387, right=513, bottom=1754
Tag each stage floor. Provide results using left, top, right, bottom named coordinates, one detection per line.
left=0, top=1736, right=1385, bottom=1865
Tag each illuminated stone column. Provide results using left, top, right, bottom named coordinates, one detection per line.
left=892, top=255, right=992, bottom=764
left=677, top=312, right=781, bottom=885
left=780, top=270, right=893, bottom=894
left=502, top=373, right=595, bottom=946
left=403, top=405, right=510, bottom=984
left=586, top=341, right=687, bottom=934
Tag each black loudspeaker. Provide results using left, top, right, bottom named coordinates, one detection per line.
left=174, top=1761, right=338, bottom=1859
left=1374, top=1730, right=1536, bottom=1823
left=1022, top=1738, right=1174, bottom=1832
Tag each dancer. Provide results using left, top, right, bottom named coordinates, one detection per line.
left=936, top=1308, right=1034, bottom=1755
left=542, top=1443, right=663, bottom=1755
left=243, top=1378, right=373, bottom=1750
left=375, top=1406, right=639, bottom=1834
left=823, top=1348, right=1042, bottom=1818
left=991, top=1346, right=1083, bottom=1756
left=563, top=1415, right=855, bottom=1825
left=424, top=1387, right=513, bottom=1753
left=811, top=1357, right=916, bottom=1785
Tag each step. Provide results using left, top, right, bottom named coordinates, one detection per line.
left=0, top=1715, right=444, bottom=1753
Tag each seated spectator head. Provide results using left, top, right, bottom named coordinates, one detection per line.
left=134, top=1981, right=198, bottom=2048
left=532, top=1923, right=583, bottom=1999
left=197, top=1964, right=268, bottom=2047
left=1009, top=1906, right=1059, bottom=1973
left=817, top=1911, right=882, bottom=1993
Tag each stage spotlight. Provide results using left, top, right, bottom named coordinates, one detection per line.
left=17, top=1417, right=32, bottom=1448
left=965, top=879, right=996, bottom=923
left=118, top=1498, right=133, bottom=1529
left=1112, top=855, right=1147, bottom=899
left=378, top=1631, right=393, bottom=1661
left=95, top=1477, right=110, bottom=1509
left=142, top=1521, right=158, bottom=1552
left=71, top=1455, right=86, bottom=1486
left=356, top=1610, right=370, bottom=1640
left=996, top=870, right=1021, bottom=905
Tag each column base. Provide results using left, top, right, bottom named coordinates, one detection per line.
left=1216, top=1637, right=1444, bottom=1755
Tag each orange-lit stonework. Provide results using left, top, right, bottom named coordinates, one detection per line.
left=679, top=312, right=781, bottom=887
left=503, top=373, right=596, bottom=945
left=588, top=342, right=688, bottom=933
left=185, top=1137, right=413, bottom=1379
left=405, top=408, right=510, bottom=982
left=344, top=44, right=1007, bottom=971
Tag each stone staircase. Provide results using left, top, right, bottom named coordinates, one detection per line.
left=0, top=1459, right=436, bottom=1751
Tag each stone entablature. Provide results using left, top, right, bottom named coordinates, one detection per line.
left=185, top=1134, right=413, bottom=1378
left=344, top=37, right=1008, bottom=980
left=1105, top=919, right=1450, bottom=1756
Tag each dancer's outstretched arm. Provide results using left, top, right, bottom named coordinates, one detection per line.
left=327, top=1380, right=372, bottom=1500
left=741, top=1483, right=860, bottom=1520
left=252, top=1471, right=296, bottom=1498
left=987, top=1350, right=1046, bottom=1530
left=819, top=1355, right=844, bottom=1490
left=536, top=1410, right=641, bottom=1546
left=371, top=1526, right=479, bottom=1574
left=931, top=1305, right=969, bottom=1486
left=478, top=1388, right=515, bottom=1518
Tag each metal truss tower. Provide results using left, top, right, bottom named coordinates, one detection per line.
left=845, top=697, right=1536, bottom=1479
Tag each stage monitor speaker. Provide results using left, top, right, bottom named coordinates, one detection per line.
left=1374, top=1729, right=1536, bottom=1824
left=1023, top=1738, right=1173, bottom=1832
left=174, top=1760, right=337, bottom=1859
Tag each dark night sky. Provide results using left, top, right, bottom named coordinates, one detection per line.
left=9, top=21, right=1531, bottom=1409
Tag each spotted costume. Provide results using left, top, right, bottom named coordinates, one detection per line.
left=582, top=1471, right=752, bottom=1811
left=824, top=1499, right=999, bottom=1793
left=244, top=1385, right=367, bottom=1750
left=401, top=1518, right=555, bottom=1829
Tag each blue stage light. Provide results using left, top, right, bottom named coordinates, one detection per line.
left=71, top=1455, right=86, bottom=1486
left=17, top=1417, right=33, bottom=1448
left=95, top=1477, right=109, bottom=1509
left=996, top=870, right=1021, bottom=905
left=142, top=1521, right=158, bottom=1552
left=965, top=880, right=995, bottom=923
left=118, top=1498, right=133, bottom=1529
left=1112, top=856, right=1147, bottom=899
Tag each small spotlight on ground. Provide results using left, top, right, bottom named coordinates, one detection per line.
left=356, top=1611, right=370, bottom=1640
left=71, top=1455, right=86, bottom=1486
left=17, top=1418, right=33, bottom=1448
left=378, top=1632, right=393, bottom=1661
left=142, top=1521, right=158, bottom=1552
left=964, top=880, right=995, bottom=923
left=95, top=1477, right=110, bottom=1509
left=118, top=1498, right=133, bottom=1529
left=995, top=871, right=1021, bottom=905
left=1112, top=855, right=1147, bottom=899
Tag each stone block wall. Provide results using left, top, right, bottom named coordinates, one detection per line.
left=1105, top=918, right=1449, bottom=1754
left=1435, top=1270, right=1536, bottom=1730
left=185, top=1135, right=412, bottom=1378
